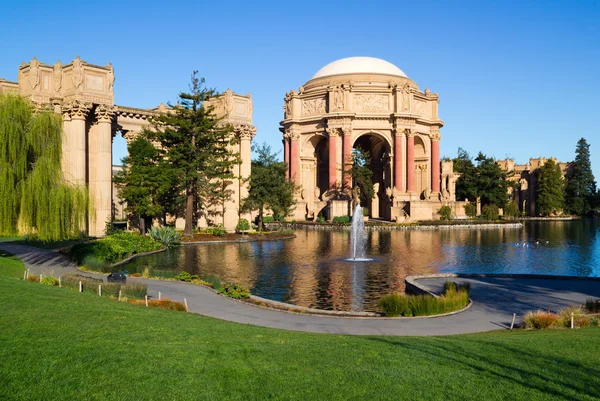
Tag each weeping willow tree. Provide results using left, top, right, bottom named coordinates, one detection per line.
left=0, top=93, right=89, bottom=241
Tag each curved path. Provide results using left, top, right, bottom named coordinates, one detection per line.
left=2, top=243, right=600, bottom=336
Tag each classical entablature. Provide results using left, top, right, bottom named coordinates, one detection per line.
left=280, top=57, right=461, bottom=222
left=2, top=57, right=256, bottom=234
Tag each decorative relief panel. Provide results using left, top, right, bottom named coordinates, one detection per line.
left=414, top=100, right=426, bottom=117
left=302, top=97, right=326, bottom=116
left=353, top=94, right=388, bottom=112
left=86, top=74, right=105, bottom=92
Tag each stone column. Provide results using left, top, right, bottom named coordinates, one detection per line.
left=69, top=101, right=91, bottom=185
left=431, top=132, right=441, bottom=194
left=342, top=128, right=352, bottom=189
left=283, top=135, right=290, bottom=179
left=393, top=130, right=404, bottom=192
left=406, top=130, right=415, bottom=192
left=239, top=126, right=255, bottom=217
left=89, top=105, right=115, bottom=236
left=290, top=133, right=300, bottom=186
left=61, top=105, right=72, bottom=181
left=328, top=128, right=338, bottom=189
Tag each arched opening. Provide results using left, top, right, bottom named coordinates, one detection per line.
left=413, top=135, right=429, bottom=196
left=313, top=137, right=329, bottom=199
left=352, top=133, right=391, bottom=219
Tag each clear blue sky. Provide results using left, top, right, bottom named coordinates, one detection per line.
left=1, top=0, right=599, bottom=178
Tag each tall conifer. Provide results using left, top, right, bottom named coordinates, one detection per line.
left=536, top=159, right=565, bottom=216
left=565, top=138, right=596, bottom=215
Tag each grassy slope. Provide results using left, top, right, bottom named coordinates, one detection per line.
left=1, top=275, right=600, bottom=401
left=0, top=251, right=25, bottom=278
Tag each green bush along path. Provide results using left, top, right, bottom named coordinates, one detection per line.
left=1, top=274, right=600, bottom=401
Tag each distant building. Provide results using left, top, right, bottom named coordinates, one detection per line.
left=496, top=158, right=572, bottom=216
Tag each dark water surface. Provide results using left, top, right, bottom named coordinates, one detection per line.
left=122, top=220, right=600, bottom=311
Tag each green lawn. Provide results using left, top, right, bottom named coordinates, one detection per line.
left=1, top=273, right=599, bottom=400
left=0, top=251, right=25, bottom=278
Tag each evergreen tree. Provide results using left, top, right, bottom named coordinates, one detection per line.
left=536, top=159, right=565, bottom=216
left=452, top=148, right=477, bottom=202
left=0, top=93, right=89, bottom=241
left=565, top=138, right=596, bottom=216
left=474, top=152, right=509, bottom=208
left=242, top=143, right=296, bottom=231
left=145, top=72, right=239, bottom=236
left=346, top=147, right=375, bottom=206
left=113, top=136, right=179, bottom=233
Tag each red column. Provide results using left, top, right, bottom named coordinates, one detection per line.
left=290, top=137, right=300, bottom=185
left=393, top=132, right=403, bottom=192
left=431, top=138, right=441, bottom=193
left=406, top=133, right=415, bottom=192
left=343, top=131, right=352, bottom=189
left=328, top=131, right=338, bottom=189
left=283, top=138, right=289, bottom=179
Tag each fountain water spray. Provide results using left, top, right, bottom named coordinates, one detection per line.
left=350, top=205, right=369, bottom=261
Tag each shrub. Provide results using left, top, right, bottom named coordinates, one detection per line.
left=218, top=283, right=250, bottom=299
left=464, top=203, right=477, bottom=218
left=316, top=214, right=326, bottom=223
left=262, top=216, right=275, bottom=224
left=148, top=226, right=182, bottom=249
left=438, top=206, right=453, bottom=221
left=203, top=274, right=222, bottom=290
left=362, top=207, right=369, bottom=216
left=556, top=306, right=590, bottom=328
left=482, top=204, right=499, bottom=221
left=522, top=310, right=558, bottom=329
left=377, top=294, right=408, bottom=317
left=443, top=280, right=471, bottom=295
left=504, top=201, right=520, bottom=219
left=101, top=282, right=122, bottom=297
left=236, top=218, right=250, bottom=231
left=81, top=255, right=108, bottom=272
left=40, top=276, right=58, bottom=286
left=128, top=298, right=187, bottom=311
left=333, top=216, right=350, bottom=224
left=174, top=271, right=192, bottom=282
left=590, top=316, right=600, bottom=327
left=201, top=225, right=227, bottom=237
left=26, top=274, right=40, bottom=283
left=585, top=298, right=600, bottom=313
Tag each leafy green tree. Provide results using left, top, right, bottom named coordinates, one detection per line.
left=474, top=152, right=509, bottom=208
left=438, top=205, right=452, bottom=221
left=464, top=202, right=477, bottom=218
left=346, top=147, right=375, bottom=206
left=242, top=143, right=296, bottom=231
left=504, top=201, right=520, bottom=219
left=453, top=148, right=477, bottom=202
left=145, top=72, right=239, bottom=236
left=482, top=204, right=499, bottom=221
left=0, top=93, right=89, bottom=241
left=536, top=159, right=565, bottom=216
left=113, top=136, right=179, bottom=234
left=565, top=138, right=596, bottom=216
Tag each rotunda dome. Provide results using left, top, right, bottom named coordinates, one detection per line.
left=311, top=57, right=408, bottom=80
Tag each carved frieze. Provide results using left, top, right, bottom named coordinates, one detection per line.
left=302, top=97, right=326, bottom=116
left=354, top=94, right=388, bottom=112
left=414, top=99, right=426, bottom=117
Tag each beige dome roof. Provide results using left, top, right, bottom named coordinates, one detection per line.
left=312, top=57, right=408, bottom=80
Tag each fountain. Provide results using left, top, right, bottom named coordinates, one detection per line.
left=348, top=205, right=371, bottom=261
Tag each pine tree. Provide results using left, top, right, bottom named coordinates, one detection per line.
left=474, top=152, right=509, bottom=208
left=145, top=72, right=239, bottom=236
left=536, top=159, right=565, bottom=216
left=0, top=93, right=89, bottom=241
left=453, top=148, right=477, bottom=202
left=242, top=143, right=296, bottom=231
left=565, top=138, right=596, bottom=216
left=113, top=136, right=179, bottom=233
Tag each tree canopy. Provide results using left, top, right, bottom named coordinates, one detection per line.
left=453, top=148, right=478, bottom=202
left=242, top=143, right=296, bottom=230
left=144, top=72, right=239, bottom=235
left=452, top=149, right=508, bottom=208
left=346, top=147, right=375, bottom=207
left=0, top=93, right=89, bottom=241
left=565, top=138, right=596, bottom=216
left=536, top=159, right=565, bottom=216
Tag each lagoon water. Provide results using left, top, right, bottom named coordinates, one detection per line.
left=122, top=220, right=600, bottom=311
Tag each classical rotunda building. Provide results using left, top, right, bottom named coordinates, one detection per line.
left=280, top=57, right=461, bottom=221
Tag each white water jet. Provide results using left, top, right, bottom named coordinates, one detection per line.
left=350, top=205, right=369, bottom=261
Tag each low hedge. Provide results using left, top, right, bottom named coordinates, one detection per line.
left=69, top=232, right=162, bottom=266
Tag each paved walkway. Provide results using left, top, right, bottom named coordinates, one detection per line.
left=3, top=243, right=600, bottom=336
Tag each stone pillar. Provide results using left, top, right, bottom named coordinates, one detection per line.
left=61, top=105, right=72, bottom=181
left=239, top=126, right=255, bottom=215
left=393, top=130, right=404, bottom=192
left=328, top=128, right=338, bottom=189
left=342, top=128, right=352, bottom=189
left=89, top=105, right=115, bottom=236
left=431, top=132, right=441, bottom=194
left=283, top=136, right=290, bottom=179
left=290, top=133, right=300, bottom=186
left=406, top=130, right=415, bottom=192
left=69, top=101, right=91, bottom=185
